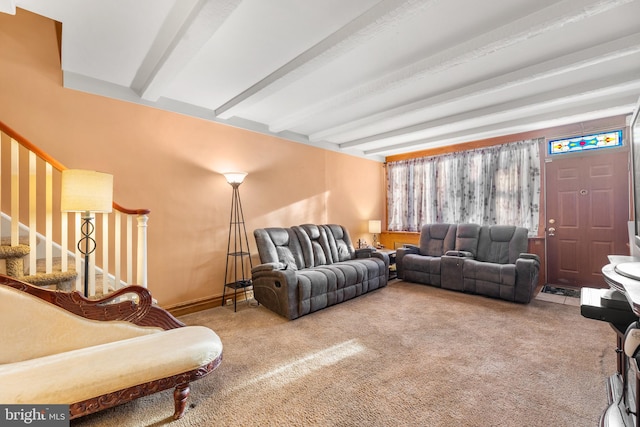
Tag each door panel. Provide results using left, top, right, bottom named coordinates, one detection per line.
left=546, top=150, right=629, bottom=288
left=558, top=239, right=578, bottom=274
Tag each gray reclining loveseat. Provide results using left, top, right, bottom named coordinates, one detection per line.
left=396, top=223, right=540, bottom=303
left=252, top=224, right=389, bottom=319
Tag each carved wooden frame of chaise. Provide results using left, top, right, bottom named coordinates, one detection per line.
left=0, top=275, right=223, bottom=420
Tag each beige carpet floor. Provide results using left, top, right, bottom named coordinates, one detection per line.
left=71, top=281, right=616, bottom=427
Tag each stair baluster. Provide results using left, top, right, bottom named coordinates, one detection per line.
left=0, top=120, right=150, bottom=296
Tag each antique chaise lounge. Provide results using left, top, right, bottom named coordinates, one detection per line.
left=0, top=275, right=223, bottom=420
left=252, top=224, right=389, bottom=319
left=396, top=223, right=540, bottom=303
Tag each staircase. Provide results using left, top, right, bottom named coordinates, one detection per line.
left=0, top=120, right=150, bottom=296
left=0, top=234, right=76, bottom=290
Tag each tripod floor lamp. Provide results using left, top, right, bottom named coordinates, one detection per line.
left=61, top=169, right=113, bottom=297
left=222, top=172, right=253, bottom=311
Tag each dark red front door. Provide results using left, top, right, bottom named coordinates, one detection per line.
left=545, top=150, right=629, bottom=288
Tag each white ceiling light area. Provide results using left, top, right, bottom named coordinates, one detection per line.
left=4, top=0, right=640, bottom=160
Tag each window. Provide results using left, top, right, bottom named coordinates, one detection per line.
left=386, top=139, right=541, bottom=235
left=548, top=130, right=623, bottom=155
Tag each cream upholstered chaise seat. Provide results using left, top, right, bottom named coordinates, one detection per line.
left=0, top=275, right=223, bottom=420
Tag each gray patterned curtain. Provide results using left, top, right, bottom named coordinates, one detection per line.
left=386, top=139, right=541, bottom=235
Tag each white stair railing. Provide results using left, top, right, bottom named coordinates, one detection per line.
left=0, top=120, right=150, bottom=296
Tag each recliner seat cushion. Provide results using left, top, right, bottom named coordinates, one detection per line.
left=402, top=255, right=443, bottom=287
left=336, top=257, right=387, bottom=293
left=297, top=256, right=386, bottom=310
left=462, top=261, right=518, bottom=300
left=463, top=260, right=517, bottom=286
left=296, top=269, right=337, bottom=315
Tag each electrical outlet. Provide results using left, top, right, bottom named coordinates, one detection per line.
left=226, top=298, right=233, bottom=306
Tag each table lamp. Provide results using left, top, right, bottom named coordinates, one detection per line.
left=61, top=169, right=113, bottom=296
left=369, top=220, right=382, bottom=248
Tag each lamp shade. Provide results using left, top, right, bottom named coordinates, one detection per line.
left=61, top=169, right=113, bottom=213
left=368, top=220, right=382, bottom=234
left=223, top=172, right=247, bottom=185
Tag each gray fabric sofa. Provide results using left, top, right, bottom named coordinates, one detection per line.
left=252, top=224, right=389, bottom=319
left=396, top=223, right=540, bottom=303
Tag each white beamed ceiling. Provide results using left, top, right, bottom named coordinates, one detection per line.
left=4, top=0, right=640, bottom=160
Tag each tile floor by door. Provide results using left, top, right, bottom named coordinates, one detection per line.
left=535, top=290, right=580, bottom=307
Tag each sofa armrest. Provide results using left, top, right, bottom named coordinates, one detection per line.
left=355, top=248, right=374, bottom=258
left=444, top=250, right=474, bottom=258
left=251, top=266, right=297, bottom=284
left=251, top=267, right=299, bottom=319
left=519, top=252, right=540, bottom=263
left=251, top=262, right=286, bottom=273
left=396, top=245, right=419, bottom=258
left=514, top=255, right=541, bottom=303
left=370, top=250, right=390, bottom=267
left=395, top=245, right=420, bottom=279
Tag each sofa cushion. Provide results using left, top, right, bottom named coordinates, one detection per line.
left=462, top=263, right=518, bottom=301
left=323, top=224, right=356, bottom=262
left=476, top=225, right=528, bottom=264
left=277, top=247, right=299, bottom=271
left=296, top=224, right=333, bottom=267
left=254, top=228, right=304, bottom=270
left=402, top=255, right=443, bottom=286
left=419, top=223, right=457, bottom=256
left=296, top=269, right=339, bottom=316
left=463, top=260, right=517, bottom=286
left=454, top=223, right=481, bottom=256
left=336, top=257, right=387, bottom=293
left=296, top=256, right=385, bottom=315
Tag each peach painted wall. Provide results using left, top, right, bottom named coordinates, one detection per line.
left=0, top=9, right=385, bottom=307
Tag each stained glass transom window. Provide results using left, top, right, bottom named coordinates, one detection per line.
left=548, top=130, right=623, bottom=155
